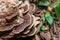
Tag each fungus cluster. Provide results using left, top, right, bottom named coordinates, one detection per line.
left=0, top=0, right=43, bottom=40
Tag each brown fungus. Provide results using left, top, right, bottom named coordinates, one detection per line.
left=12, top=14, right=32, bottom=34
left=0, top=24, right=17, bottom=31
left=23, top=0, right=30, bottom=13
left=27, top=15, right=36, bottom=29
left=21, top=26, right=37, bottom=37
left=22, top=29, right=30, bottom=34
left=21, top=15, right=41, bottom=36
left=0, top=0, right=18, bottom=20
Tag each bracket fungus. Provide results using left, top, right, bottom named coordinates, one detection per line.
left=0, top=0, right=42, bottom=40
left=12, top=14, right=32, bottom=34
left=0, top=0, right=18, bottom=20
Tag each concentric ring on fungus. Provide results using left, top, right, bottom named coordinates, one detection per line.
left=12, top=14, right=32, bottom=34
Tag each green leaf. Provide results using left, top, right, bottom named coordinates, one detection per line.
left=45, top=11, right=50, bottom=17
left=40, top=25, right=45, bottom=31
left=53, top=2, right=59, bottom=8
left=42, top=16, right=45, bottom=22
left=53, top=1, right=60, bottom=8
left=34, top=1, right=49, bottom=6
left=45, top=11, right=53, bottom=25
left=54, top=5, right=60, bottom=21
